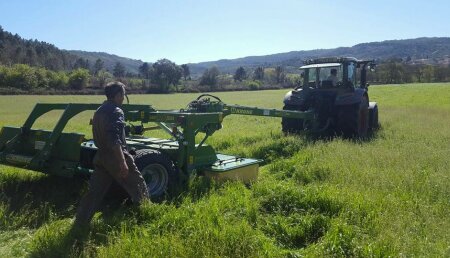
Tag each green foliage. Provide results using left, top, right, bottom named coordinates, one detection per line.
left=233, top=66, right=247, bottom=81
left=253, top=66, right=265, bottom=80
left=138, top=62, right=150, bottom=79
left=93, top=58, right=104, bottom=75
left=0, top=26, right=76, bottom=70
left=246, top=80, right=260, bottom=90
left=199, top=66, right=220, bottom=89
left=275, top=66, right=285, bottom=83
left=181, top=64, right=190, bottom=80
left=73, top=58, right=90, bottom=70
left=113, top=62, right=126, bottom=78
left=68, top=68, right=90, bottom=90
left=5, top=64, right=38, bottom=90
left=368, top=62, right=450, bottom=84
left=150, top=59, right=182, bottom=92
left=284, top=74, right=302, bottom=88
left=94, top=69, right=113, bottom=88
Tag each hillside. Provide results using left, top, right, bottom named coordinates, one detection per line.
left=67, top=50, right=144, bottom=74
left=188, top=37, right=450, bottom=76
left=1, top=25, right=449, bottom=78
left=0, top=26, right=144, bottom=74
left=0, top=26, right=76, bottom=70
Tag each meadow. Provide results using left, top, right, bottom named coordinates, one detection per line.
left=0, top=83, right=449, bottom=257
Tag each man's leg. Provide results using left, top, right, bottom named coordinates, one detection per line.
left=75, top=164, right=113, bottom=225
left=111, top=153, right=150, bottom=203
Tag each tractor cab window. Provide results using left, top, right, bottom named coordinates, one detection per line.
left=319, top=66, right=342, bottom=88
left=307, top=69, right=317, bottom=87
left=347, top=63, right=356, bottom=87
left=300, top=63, right=343, bottom=88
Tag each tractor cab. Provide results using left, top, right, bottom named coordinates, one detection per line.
left=299, top=57, right=375, bottom=90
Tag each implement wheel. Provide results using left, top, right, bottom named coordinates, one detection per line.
left=370, top=105, right=379, bottom=130
left=337, top=95, right=369, bottom=138
left=134, top=149, right=178, bottom=197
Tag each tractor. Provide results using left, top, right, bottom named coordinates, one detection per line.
left=282, top=57, right=379, bottom=137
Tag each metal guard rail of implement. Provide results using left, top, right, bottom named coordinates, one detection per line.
left=223, top=104, right=314, bottom=119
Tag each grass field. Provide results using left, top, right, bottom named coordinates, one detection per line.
left=0, top=83, right=449, bottom=257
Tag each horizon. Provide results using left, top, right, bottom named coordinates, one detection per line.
left=1, top=0, right=449, bottom=64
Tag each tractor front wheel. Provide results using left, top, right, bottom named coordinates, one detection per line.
left=134, top=149, right=178, bottom=197
left=281, top=104, right=304, bottom=134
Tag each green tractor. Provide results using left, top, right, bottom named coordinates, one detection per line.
left=282, top=57, right=379, bottom=137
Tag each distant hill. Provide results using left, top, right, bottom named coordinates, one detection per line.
left=0, top=26, right=144, bottom=74
left=1, top=25, right=449, bottom=78
left=187, top=37, right=450, bottom=76
left=0, top=26, right=76, bottom=70
left=67, top=50, right=144, bottom=74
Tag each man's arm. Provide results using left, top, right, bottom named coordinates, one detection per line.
left=106, top=108, right=129, bottom=178
left=111, top=144, right=128, bottom=178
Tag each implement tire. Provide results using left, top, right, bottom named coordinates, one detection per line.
left=281, top=104, right=304, bottom=134
left=134, top=149, right=178, bottom=197
left=370, top=105, right=379, bottom=131
left=337, top=95, right=369, bottom=138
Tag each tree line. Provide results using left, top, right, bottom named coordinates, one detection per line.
left=1, top=58, right=449, bottom=94
left=367, top=61, right=450, bottom=84
left=1, top=22, right=449, bottom=94
left=0, top=26, right=76, bottom=70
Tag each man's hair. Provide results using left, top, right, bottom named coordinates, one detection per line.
left=105, top=81, right=126, bottom=99
left=331, top=68, right=337, bottom=75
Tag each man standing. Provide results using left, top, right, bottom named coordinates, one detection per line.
left=75, top=81, right=149, bottom=226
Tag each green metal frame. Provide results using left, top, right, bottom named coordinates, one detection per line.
left=0, top=97, right=317, bottom=179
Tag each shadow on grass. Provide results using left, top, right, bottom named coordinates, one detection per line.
left=0, top=173, right=87, bottom=229
left=0, top=172, right=142, bottom=229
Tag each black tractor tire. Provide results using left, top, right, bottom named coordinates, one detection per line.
left=134, top=149, right=178, bottom=197
left=281, top=104, right=304, bottom=134
left=337, top=95, right=369, bottom=138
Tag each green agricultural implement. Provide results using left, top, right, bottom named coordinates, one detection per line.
left=0, top=94, right=317, bottom=196
left=0, top=56, right=379, bottom=197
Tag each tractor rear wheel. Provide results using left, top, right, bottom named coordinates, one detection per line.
left=281, top=104, right=304, bottom=133
left=337, top=96, right=369, bottom=138
left=134, top=149, right=178, bottom=197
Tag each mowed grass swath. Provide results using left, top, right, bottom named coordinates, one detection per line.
left=0, top=83, right=449, bottom=257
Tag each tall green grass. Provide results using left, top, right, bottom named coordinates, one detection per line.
left=0, top=83, right=449, bottom=257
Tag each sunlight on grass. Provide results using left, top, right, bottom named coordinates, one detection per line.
left=0, top=83, right=449, bottom=257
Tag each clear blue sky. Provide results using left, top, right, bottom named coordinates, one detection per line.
left=1, top=0, right=449, bottom=64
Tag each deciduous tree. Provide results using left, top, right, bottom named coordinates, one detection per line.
left=199, top=66, right=220, bottom=89
left=181, top=64, right=190, bottom=80
left=150, top=59, right=182, bottom=92
left=233, top=66, right=246, bottom=81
